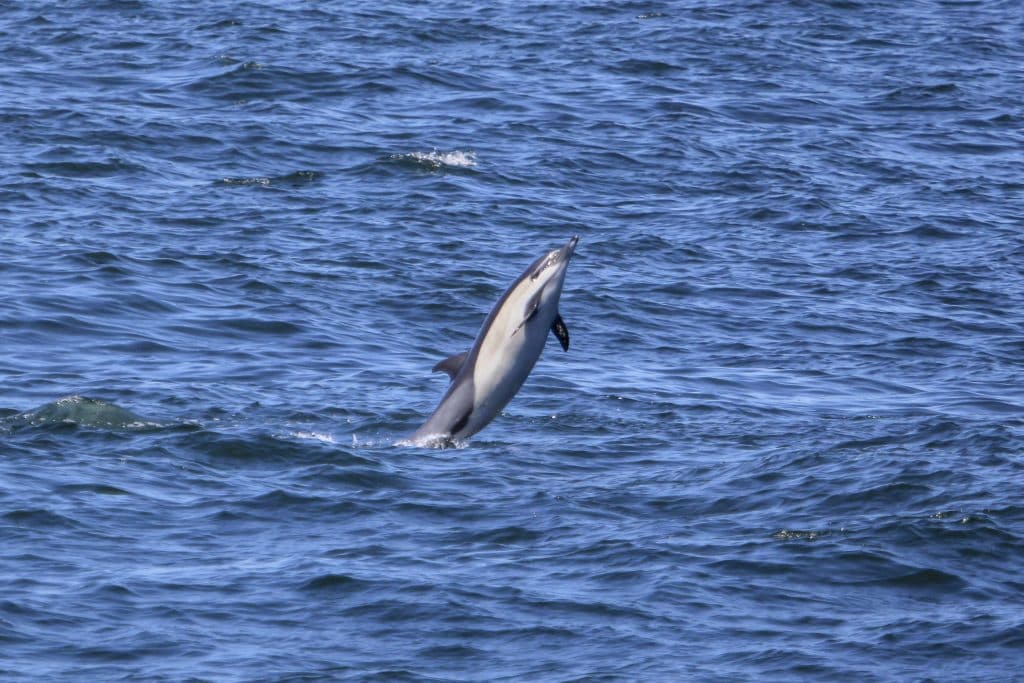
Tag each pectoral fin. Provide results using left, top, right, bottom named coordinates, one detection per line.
left=432, top=351, right=469, bottom=381
left=551, top=314, right=569, bottom=351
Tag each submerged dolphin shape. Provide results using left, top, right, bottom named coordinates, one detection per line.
left=409, top=236, right=579, bottom=446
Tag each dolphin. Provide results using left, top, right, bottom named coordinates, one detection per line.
left=409, top=235, right=579, bottom=446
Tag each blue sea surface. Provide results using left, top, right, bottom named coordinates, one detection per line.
left=2, top=1, right=1023, bottom=680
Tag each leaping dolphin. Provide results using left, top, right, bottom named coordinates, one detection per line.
left=408, top=235, right=579, bottom=446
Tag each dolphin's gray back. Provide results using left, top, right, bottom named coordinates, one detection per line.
left=411, top=370, right=476, bottom=441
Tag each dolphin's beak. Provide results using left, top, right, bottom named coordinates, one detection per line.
left=561, top=235, right=579, bottom=260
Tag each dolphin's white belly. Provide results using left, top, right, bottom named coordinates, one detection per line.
left=464, top=310, right=552, bottom=436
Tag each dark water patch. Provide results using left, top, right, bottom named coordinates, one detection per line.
left=26, top=157, right=147, bottom=179
left=101, top=339, right=176, bottom=354
left=175, top=430, right=314, bottom=466
left=185, top=63, right=348, bottom=103
left=246, top=488, right=328, bottom=509
left=3, top=314, right=122, bottom=338
left=70, top=250, right=121, bottom=266
left=415, top=643, right=487, bottom=661
left=897, top=223, right=970, bottom=240
left=299, top=573, right=376, bottom=593
left=295, top=463, right=409, bottom=492
left=518, top=595, right=653, bottom=622
left=611, top=58, right=679, bottom=76
left=912, top=138, right=1021, bottom=156
left=216, top=170, right=323, bottom=187
left=459, top=525, right=544, bottom=547
left=872, top=82, right=963, bottom=111
left=853, top=566, right=967, bottom=592
left=53, top=483, right=133, bottom=496
left=218, top=317, right=303, bottom=335
left=2, top=508, right=80, bottom=529
left=87, top=582, right=136, bottom=598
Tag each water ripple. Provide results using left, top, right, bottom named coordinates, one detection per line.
left=2, top=1, right=1023, bottom=681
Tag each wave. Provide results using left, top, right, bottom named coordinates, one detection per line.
left=3, top=395, right=165, bottom=431
left=216, top=170, right=323, bottom=186
left=388, top=149, right=477, bottom=171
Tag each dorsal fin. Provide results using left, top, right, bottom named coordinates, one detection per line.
left=551, top=313, right=569, bottom=351
left=432, top=351, right=469, bottom=381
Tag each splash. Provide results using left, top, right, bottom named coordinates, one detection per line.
left=394, top=432, right=468, bottom=449
left=392, top=149, right=477, bottom=170
left=291, top=431, right=336, bottom=443
left=219, top=176, right=271, bottom=186
left=771, top=529, right=836, bottom=541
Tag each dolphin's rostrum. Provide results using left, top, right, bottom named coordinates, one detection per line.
left=409, top=236, right=579, bottom=446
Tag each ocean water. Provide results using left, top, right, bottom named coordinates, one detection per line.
left=2, top=1, right=1023, bottom=680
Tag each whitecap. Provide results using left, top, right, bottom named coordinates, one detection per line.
left=394, top=432, right=468, bottom=449
left=392, top=149, right=477, bottom=170
left=291, top=431, right=336, bottom=443
left=219, top=176, right=271, bottom=186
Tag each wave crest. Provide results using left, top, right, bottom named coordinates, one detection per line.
left=390, top=149, right=477, bottom=170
